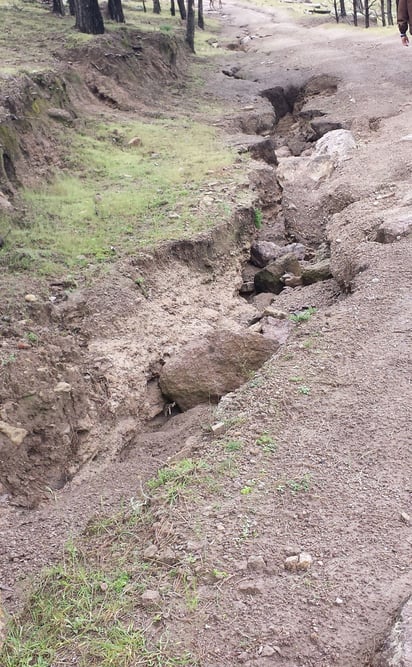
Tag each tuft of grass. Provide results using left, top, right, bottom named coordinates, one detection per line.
left=297, top=385, right=310, bottom=395
left=147, top=458, right=208, bottom=505
left=253, top=208, right=263, bottom=230
left=223, top=440, right=243, bottom=453
left=255, top=433, right=277, bottom=454
left=289, top=307, right=317, bottom=323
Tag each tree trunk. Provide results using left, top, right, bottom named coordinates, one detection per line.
left=365, top=0, right=369, bottom=26
left=339, top=0, right=347, bottom=15
left=74, top=0, right=105, bottom=33
left=153, top=0, right=161, bottom=13
left=387, top=0, right=393, bottom=23
left=186, top=0, right=195, bottom=51
left=198, top=0, right=204, bottom=28
left=108, top=0, right=125, bottom=21
left=334, top=0, right=340, bottom=21
left=380, top=0, right=386, bottom=24
left=353, top=0, right=358, bottom=24
left=68, top=0, right=76, bottom=15
left=52, top=0, right=65, bottom=15
left=170, top=0, right=176, bottom=15
left=177, top=0, right=186, bottom=19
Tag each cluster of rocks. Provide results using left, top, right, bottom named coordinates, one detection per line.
left=241, top=239, right=332, bottom=296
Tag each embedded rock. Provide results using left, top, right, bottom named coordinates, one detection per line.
left=159, top=330, right=279, bottom=411
left=302, top=259, right=332, bottom=285
left=254, top=254, right=302, bottom=294
left=372, top=595, right=412, bottom=666
left=251, top=241, right=305, bottom=268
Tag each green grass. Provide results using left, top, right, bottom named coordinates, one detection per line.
left=1, top=118, right=236, bottom=275
left=289, top=307, right=317, bottom=323
left=1, top=554, right=194, bottom=667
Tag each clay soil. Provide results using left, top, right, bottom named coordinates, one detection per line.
left=1, top=2, right=412, bottom=666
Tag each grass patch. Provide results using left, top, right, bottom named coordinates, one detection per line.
left=289, top=307, right=317, bottom=323
left=147, top=458, right=209, bottom=505
left=1, top=118, right=236, bottom=275
left=0, top=545, right=195, bottom=667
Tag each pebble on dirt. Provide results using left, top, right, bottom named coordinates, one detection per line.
left=24, top=294, right=38, bottom=303
left=284, top=552, right=313, bottom=572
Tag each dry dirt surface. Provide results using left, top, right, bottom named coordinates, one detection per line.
left=1, top=2, right=412, bottom=666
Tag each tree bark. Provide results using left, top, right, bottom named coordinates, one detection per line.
left=153, top=0, right=161, bottom=13
left=198, top=0, right=204, bottom=28
left=339, top=0, right=347, bottom=15
left=108, top=0, right=125, bottom=22
left=177, top=0, right=186, bottom=19
left=68, top=0, right=76, bottom=15
left=334, top=0, right=340, bottom=21
left=52, top=0, right=65, bottom=15
left=353, top=0, right=358, bottom=24
left=380, top=0, right=386, bottom=24
left=387, top=0, right=393, bottom=23
left=186, top=0, right=195, bottom=51
left=170, top=0, right=176, bottom=15
left=365, top=0, right=370, bottom=26
left=74, top=0, right=105, bottom=33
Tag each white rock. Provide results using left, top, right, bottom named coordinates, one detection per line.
left=54, top=382, right=72, bottom=394
left=0, top=420, right=28, bottom=446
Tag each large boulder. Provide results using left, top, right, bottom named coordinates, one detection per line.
left=254, top=253, right=302, bottom=294
left=159, top=330, right=279, bottom=411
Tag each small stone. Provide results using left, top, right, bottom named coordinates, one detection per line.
left=237, top=580, right=264, bottom=595
left=47, top=108, right=73, bottom=122
left=168, top=212, right=181, bottom=219
left=143, top=544, right=158, bottom=559
left=0, top=420, right=28, bottom=446
left=24, top=294, right=38, bottom=303
left=54, top=382, right=72, bottom=394
left=247, top=555, right=266, bottom=572
left=285, top=552, right=313, bottom=572
left=17, top=342, right=31, bottom=350
left=141, top=590, right=161, bottom=606
left=211, top=421, right=227, bottom=435
left=284, top=555, right=299, bottom=572
left=297, top=552, right=313, bottom=571
left=400, top=511, right=411, bottom=525
left=99, top=582, right=108, bottom=592
left=127, top=136, right=142, bottom=147
left=260, top=645, right=276, bottom=657
left=335, top=597, right=344, bottom=605
left=156, top=547, right=176, bottom=565
left=263, top=307, right=287, bottom=319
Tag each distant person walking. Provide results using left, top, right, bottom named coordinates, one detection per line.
left=398, top=0, right=411, bottom=46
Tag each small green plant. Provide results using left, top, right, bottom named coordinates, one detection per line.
left=289, top=307, right=317, bottom=323
left=298, top=385, right=310, bottom=395
left=276, top=473, right=311, bottom=494
left=240, top=485, right=253, bottom=495
left=212, top=569, right=229, bottom=580
left=1, top=353, right=16, bottom=367
left=256, top=433, right=277, bottom=454
left=26, top=331, right=38, bottom=345
left=253, top=208, right=263, bottom=229
left=147, top=458, right=207, bottom=505
left=224, top=440, right=243, bottom=453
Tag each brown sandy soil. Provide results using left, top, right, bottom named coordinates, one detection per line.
left=1, top=2, right=412, bottom=665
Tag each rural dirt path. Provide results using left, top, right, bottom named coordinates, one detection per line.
left=1, top=2, right=412, bottom=665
